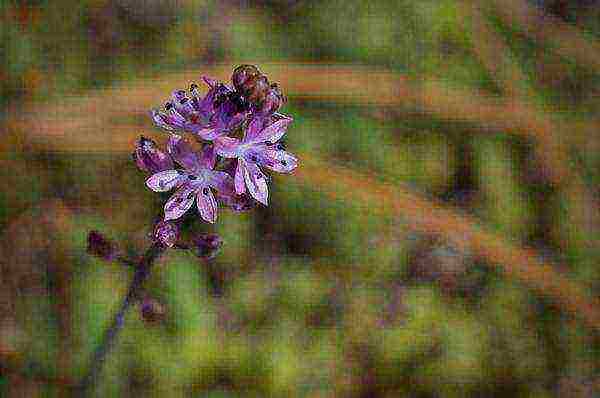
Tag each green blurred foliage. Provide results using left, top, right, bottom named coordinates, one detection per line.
left=0, top=0, right=599, bottom=397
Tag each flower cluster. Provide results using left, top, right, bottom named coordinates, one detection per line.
left=134, top=65, right=298, bottom=226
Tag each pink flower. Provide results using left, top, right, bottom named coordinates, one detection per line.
left=151, top=78, right=248, bottom=141
left=146, top=135, right=234, bottom=223
left=214, top=116, right=298, bottom=205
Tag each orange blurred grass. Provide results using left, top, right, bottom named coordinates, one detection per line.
left=3, top=64, right=599, bottom=333
left=491, top=0, right=600, bottom=73
left=5, top=63, right=588, bottom=186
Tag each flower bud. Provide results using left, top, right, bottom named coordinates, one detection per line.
left=132, top=136, right=174, bottom=174
left=139, top=296, right=166, bottom=324
left=217, top=191, right=255, bottom=212
left=192, top=233, right=223, bottom=260
left=259, top=83, right=285, bottom=115
left=231, top=64, right=261, bottom=94
left=87, top=230, right=118, bottom=261
left=153, top=221, right=178, bottom=248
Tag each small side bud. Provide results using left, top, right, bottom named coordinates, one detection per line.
left=132, top=136, right=174, bottom=174
left=139, top=296, right=166, bottom=324
left=260, top=83, right=286, bottom=115
left=192, top=233, right=223, bottom=260
left=153, top=221, right=178, bottom=248
left=87, top=231, right=118, bottom=261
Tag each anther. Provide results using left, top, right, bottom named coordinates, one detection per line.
left=165, top=102, right=173, bottom=110
left=203, top=187, right=210, bottom=195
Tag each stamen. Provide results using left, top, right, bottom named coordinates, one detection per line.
left=165, top=102, right=173, bottom=110
left=203, top=187, right=210, bottom=195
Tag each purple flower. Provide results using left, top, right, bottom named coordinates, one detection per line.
left=132, top=136, right=174, bottom=174
left=146, top=135, right=234, bottom=223
left=151, top=77, right=247, bottom=141
left=214, top=116, right=298, bottom=205
left=153, top=220, right=178, bottom=248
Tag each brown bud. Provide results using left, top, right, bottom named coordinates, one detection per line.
left=87, top=230, right=118, bottom=261
left=140, top=296, right=166, bottom=324
left=153, top=221, right=178, bottom=248
left=231, top=64, right=261, bottom=93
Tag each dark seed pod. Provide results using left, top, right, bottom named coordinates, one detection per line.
left=140, top=296, right=166, bottom=324
left=192, top=233, right=223, bottom=260
left=87, top=230, right=118, bottom=261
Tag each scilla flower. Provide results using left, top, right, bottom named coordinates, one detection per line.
left=146, top=135, right=234, bottom=223
left=152, top=78, right=247, bottom=141
left=214, top=116, right=298, bottom=205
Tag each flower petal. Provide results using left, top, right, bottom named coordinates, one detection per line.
left=164, top=185, right=196, bottom=221
left=234, top=160, right=246, bottom=194
left=146, top=170, right=184, bottom=192
left=243, top=116, right=266, bottom=144
left=214, top=136, right=241, bottom=158
left=244, top=117, right=292, bottom=145
left=243, top=161, right=268, bottom=205
left=209, top=170, right=234, bottom=195
left=167, top=135, right=200, bottom=171
left=199, top=144, right=216, bottom=170
left=196, top=187, right=218, bottom=223
left=261, top=150, right=298, bottom=173
left=151, top=109, right=177, bottom=132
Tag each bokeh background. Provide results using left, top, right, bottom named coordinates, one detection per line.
left=1, top=0, right=599, bottom=396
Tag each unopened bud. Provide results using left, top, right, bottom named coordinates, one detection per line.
left=192, top=233, right=223, bottom=260
left=132, top=136, right=174, bottom=174
left=218, top=192, right=255, bottom=212
left=154, top=221, right=178, bottom=248
left=140, top=296, right=166, bottom=324
left=231, top=64, right=261, bottom=94
left=259, top=83, right=286, bottom=115
left=87, top=230, right=118, bottom=261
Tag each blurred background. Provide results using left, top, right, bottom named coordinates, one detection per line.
left=0, top=0, right=599, bottom=396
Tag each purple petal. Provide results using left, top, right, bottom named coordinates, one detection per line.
left=146, top=170, right=184, bottom=192
left=199, top=144, right=216, bottom=170
left=164, top=184, right=196, bottom=221
left=133, top=136, right=174, bottom=174
left=196, top=125, right=229, bottom=141
left=151, top=110, right=177, bottom=132
left=196, top=188, right=218, bottom=223
left=209, top=171, right=234, bottom=195
left=234, top=161, right=246, bottom=194
left=243, top=161, right=268, bottom=205
left=167, top=135, right=200, bottom=171
left=244, top=117, right=292, bottom=145
left=261, top=150, right=298, bottom=173
left=202, top=76, right=218, bottom=88
left=242, top=116, right=266, bottom=144
left=214, top=136, right=241, bottom=158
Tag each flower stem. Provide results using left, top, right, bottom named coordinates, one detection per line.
left=76, top=241, right=166, bottom=396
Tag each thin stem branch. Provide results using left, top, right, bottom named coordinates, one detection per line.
left=75, top=241, right=166, bottom=396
